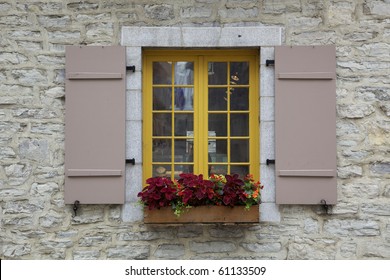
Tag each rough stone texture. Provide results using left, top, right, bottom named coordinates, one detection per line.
left=1, top=0, right=390, bottom=260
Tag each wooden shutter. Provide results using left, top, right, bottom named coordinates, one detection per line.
left=65, top=46, right=126, bottom=204
left=275, top=46, right=337, bottom=204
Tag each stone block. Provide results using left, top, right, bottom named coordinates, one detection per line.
left=337, top=165, right=363, bottom=179
left=19, top=139, right=49, bottom=162
left=11, top=69, right=47, bottom=85
left=73, top=250, right=100, bottom=260
left=241, top=241, right=282, bottom=254
left=125, top=164, right=142, bottom=202
left=338, top=104, right=375, bottom=119
left=121, top=202, right=143, bottom=223
left=287, top=237, right=336, bottom=260
left=107, top=245, right=150, bottom=259
left=209, top=226, right=244, bottom=238
left=190, top=241, right=236, bottom=253
left=126, top=120, right=142, bottom=164
left=154, top=244, right=185, bottom=259
left=5, top=163, right=32, bottom=186
left=260, top=203, right=280, bottom=222
left=126, top=90, right=142, bottom=121
left=324, top=219, right=380, bottom=237
left=181, top=7, right=213, bottom=18
left=79, top=233, right=112, bottom=247
left=144, top=4, right=174, bottom=20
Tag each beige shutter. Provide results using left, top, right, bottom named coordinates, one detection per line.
left=275, top=46, right=337, bottom=204
left=65, top=46, right=126, bottom=204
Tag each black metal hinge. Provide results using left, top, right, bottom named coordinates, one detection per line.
left=266, top=159, right=275, bottom=165
left=266, top=60, right=275, bottom=67
left=126, top=65, right=136, bottom=72
left=126, top=158, right=135, bottom=165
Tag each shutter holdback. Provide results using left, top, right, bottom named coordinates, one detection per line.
left=320, top=199, right=330, bottom=215
left=73, top=200, right=80, bottom=217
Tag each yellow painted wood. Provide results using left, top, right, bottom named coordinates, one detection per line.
left=143, top=49, right=259, bottom=184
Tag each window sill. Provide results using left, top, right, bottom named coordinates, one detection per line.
left=143, top=205, right=259, bottom=224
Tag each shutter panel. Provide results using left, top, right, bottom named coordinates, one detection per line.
left=65, top=46, right=126, bottom=204
left=275, top=46, right=337, bottom=204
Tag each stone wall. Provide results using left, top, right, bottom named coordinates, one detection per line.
left=1, top=0, right=389, bottom=259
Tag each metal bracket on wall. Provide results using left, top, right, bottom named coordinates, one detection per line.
left=126, top=158, right=135, bottom=165
left=126, top=65, right=136, bottom=72
left=266, top=159, right=275, bottom=165
left=73, top=200, right=80, bottom=217
left=266, top=60, right=275, bottom=67
left=320, top=199, right=330, bottom=215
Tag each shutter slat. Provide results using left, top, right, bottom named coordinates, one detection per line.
left=67, top=72, right=122, bottom=80
left=65, top=46, right=126, bottom=204
left=275, top=45, right=337, bottom=205
left=278, top=72, right=334, bottom=80
left=67, top=169, right=122, bottom=177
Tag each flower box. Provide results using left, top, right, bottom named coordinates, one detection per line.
left=144, top=205, right=259, bottom=224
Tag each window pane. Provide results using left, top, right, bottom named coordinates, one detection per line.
left=153, top=62, right=172, bottom=85
left=174, top=87, right=193, bottom=110
left=209, top=139, right=227, bottom=162
left=174, top=165, right=193, bottom=178
left=174, top=62, right=194, bottom=85
left=208, top=62, right=227, bottom=85
left=231, top=62, right=249, bottom=85
left=209, top=165, right=227, bottom=176
left=152, top=139, right=171, bottom=162
left=209, top=114, right=227, bottom=136
left=153, top=113, right=171, bottom=136
left=230, top=114, right=249, bottom=136
left=230, top=87, right=249, bottom=111
left=230, top=165, right=249, bottom=178
left=208, top=88, right=227, bottom=111
left=175, top=139, right=193, bottom=163
left=174, top=113, right=193, bottom=136
left=153, top=88, right=172, bottom=110
left=153, top=164, right=171, bottom=177
left=231, top=139, right=249, bottom=162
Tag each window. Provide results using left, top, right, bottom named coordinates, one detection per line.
left=143, top=49, right=259, bottom=182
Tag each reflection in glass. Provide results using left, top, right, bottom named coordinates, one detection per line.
left=174, top=87, right=193, bottom=110
left=153, top=113, right=171, bottom=136
left=153, top=88, right=172, bottom=110
left=153, top=62, right=172, bottom=84
left=175, top=139, right=193, bottom=163
left=174, top=62, right=194, bottom=85
left=153, top=164, right=171, bottom=177
left=230, top=114, right=249, bottom=136
left=152, top=139, right=171, bottom=162
left=208, top=62, right=227, bottom=85
left=174, top=165, right=193, bottom=178
left=230, top=87, right=249, bottom=111
left=231, top=139, right=249, bottom=162
left=209, top=164, right=227, bottom=176
left=230, top=62, right=249, bottom=85
left=230, top=165, right=249, bottom=178
left=208, top=88, right=227, bottom=111
left=209, top=114, right=227, bottom=136
left=174, top=113, right=193, bottom=136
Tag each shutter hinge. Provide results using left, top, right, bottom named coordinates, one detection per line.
left=266, top=159, right=275, bottom=165
left=126, top=65, right=136, bottom=72
left=126, top=158, right=135, bottom=165
left=73, top=200, right=80, bottom=217
left=266, top=60, right=275, bottom=67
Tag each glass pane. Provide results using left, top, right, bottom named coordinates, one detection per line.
left=230, top=62, right=249, bottom=85
left=209, top=165, right=227, bottom=176
left=209, top=114, right=227, bottom=137
left=153, top=113, right=171, bottom=136
left=231, top=139, right=249, bottom=162
left=153, top=62, right=172, bottom=85
left=230, top=165, right=249, bottom=178
left=208, top=62, right=227, bottom=85
left=208, top=139, right=227, bottom=161
left=175, top=164, right=193, bottom=177
left=230, top=114, right=249, bottom=136
left=174, top=87, right=193, bottom=110
left=230, top=87, right=249, bottom=111
left=152, top=139, right=171, bottom=162
left=153, top=164, right=171, bottom=177
left=174, top=62, right=194, bottom=85
left=174, top=113, right=193, bottom=136
left=153, top=87, right=172, bottom=110
left=208, top=88, right=227, bottom=111
left=175, top=139, right=193, bottom=162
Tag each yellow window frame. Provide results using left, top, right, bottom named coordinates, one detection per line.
left=143, top=49, right=259, bottom=182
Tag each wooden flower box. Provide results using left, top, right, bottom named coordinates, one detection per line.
left=144, top=205, right=259, bottom=224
